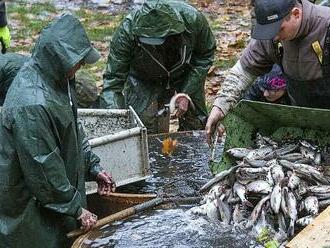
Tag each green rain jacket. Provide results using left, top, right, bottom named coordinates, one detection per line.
left=0, top=14, right=102, bottom=248
left=0, top=53, right=29, bottom=105
left=100, top=0, right=216, bottom=119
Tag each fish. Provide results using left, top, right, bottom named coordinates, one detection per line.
left=232, top=204, right=244, bottom=226
left=245, top=146, right=274, bottom=161
left=287, top=191, right=297, bottom=237
left=288, top=171, right=300, bottom=190
left=199, top=166, right=238, bottom=193
left=271, top=165, right=285, bottom=184
left=226, top=148, right=251, bottom=159
left=279, top=160, right=329, bottom=185
left=246, top=180, right=272, bottom=194
left=277, top=212, right=287, bottom=232
left=270, top=184, right=282, bottom=214
left=263, top=136, right=278, bottom=148
left=205, top=196, right=220, bottom=223
left=296, top=215, right=314, bottom=227
left=233, top=182, right=253, bottom=207
left=303, top=196, right=319, bottom=216
left=216, top=194, right=232, bottom=224
left=308, top=185, right=330, bottom=194
left=274, top=144, right=299, bottom=157
left=318, top=198, right=330, bottom=208
left=252, top=206, right=267, bottom=235
left=244, top=158, right=268, bottom=168
left=246, top=195, right=270, bottom=228
left=278, top=153, right=305, bottom=162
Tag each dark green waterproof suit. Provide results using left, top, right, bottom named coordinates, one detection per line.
left=100, top=0, right=216, bottom=133
left=0, top=14, right=102, bottom=248
left=0, top=53, right=29, bottom=105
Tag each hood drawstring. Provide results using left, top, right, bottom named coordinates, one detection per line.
left=67, top=79, right=73, bottom=107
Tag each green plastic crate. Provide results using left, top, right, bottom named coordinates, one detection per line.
left=211, top=100, right=330, bottom=174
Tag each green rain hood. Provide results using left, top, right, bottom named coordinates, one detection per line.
left=100, top=0, right=216, bottom=119
left=0, top=13, right=101, bottom=248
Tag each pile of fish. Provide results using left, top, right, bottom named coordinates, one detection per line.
left=189, top=133, right=330, bottom=245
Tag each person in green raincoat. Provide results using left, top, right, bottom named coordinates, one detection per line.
left=100, top=0, right=216, bottom=133
left=0, top=53, right=29, bottom=105
left=0, top=53, right=99, bottom=107
left=0, top=13, right=116, bottom=248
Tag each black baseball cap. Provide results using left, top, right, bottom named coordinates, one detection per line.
left=252, top=0, right=296, bottom=40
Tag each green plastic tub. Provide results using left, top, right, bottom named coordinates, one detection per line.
left=211, top=100, right=330, bottom=174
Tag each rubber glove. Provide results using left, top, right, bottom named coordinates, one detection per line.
left=0, top=26, right=10, bottom=52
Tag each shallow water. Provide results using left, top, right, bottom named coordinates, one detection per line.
left=84, top=208, right=257, bottom=248
left=78, top=131, right=258, bottom=248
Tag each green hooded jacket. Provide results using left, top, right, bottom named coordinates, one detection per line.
left=100, top=0, right=216, bottom=120
left=0, top=13, right=101, bottom=248
left=0, top=53, right=29, bottom=105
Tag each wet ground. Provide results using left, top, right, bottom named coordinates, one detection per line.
left=29, top=0, right=139, bottom=14
left=77, top=131, right=258, bottom=248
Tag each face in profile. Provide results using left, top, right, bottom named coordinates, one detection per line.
left=263, top=88, right=286, bottom=102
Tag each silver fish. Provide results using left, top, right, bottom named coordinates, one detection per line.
left=280, top=160, right=329, bottom=185
left=296, top=180, right=308, bottom=196
left=271, top=164, right=285, bottom=184
left=245, top=146, right=274, bottom=161
left=207, top=185, right=225, bottom=200
left=256, top=133, right=267, bottom=148
left=300, top=146, right=316, bottom=160
left=271, top=184, right=282, bottom=214
left=263, top=136, right=278, bottom=148
left=226, top=148, right=251, bottom=159
left=274, top=144, right=299, bottom=157
left=281, top=187, right=289, bottom=217
left=318, top=198, right=330, bottom=208
left=296, top=215, right=314, bottom=227
left=279, top=153, right=304, bottom=162
left=253, top=206, right=267, bottom=235
left=303, top=196, right=319, bottom=216
left=232, top=204, right=244, bottom=226
left=205, top=197, right=220, bottom=223
left=312, top=193, right=330, bottom=200
left=287, top=191, right=297, bottom=237
left=245, top=158, right=268, bottom=168
left=277, top=212, right=287, bottom=232
left=308, top=185, right=330, bottom=194
left=238, top=167, right=269, bottom=175
left=314, top=151, right=321, bottom=165
left=246, top=195, right=270, bottom=228
left=216, top=194, right=231, bottom=224
left=288, top=171, right=300, bottom=190
left=199, top=166, right=238, bottom=193
left=246, top=180, right=272, bottom=194
left=233, top=182, right=253, bottom=207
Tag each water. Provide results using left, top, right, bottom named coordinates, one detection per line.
left=84, top=208, right=256, bottom=248
left=78, top=131, right=258, bottom=248
left=122, top=131, right=217, bottom=197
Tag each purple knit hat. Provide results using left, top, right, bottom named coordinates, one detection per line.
left=266, top=76, right=286, bottom=90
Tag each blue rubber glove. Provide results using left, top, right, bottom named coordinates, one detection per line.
left=0, top=25, right=11, bottom=53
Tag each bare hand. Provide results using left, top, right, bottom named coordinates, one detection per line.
left=96, top=170, right=116, bottom=196
left=78, top=208, right=97, bottom=231
left=174, top=95, right=190, bottom=118
left=205, top=106, right=225, bottom=146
